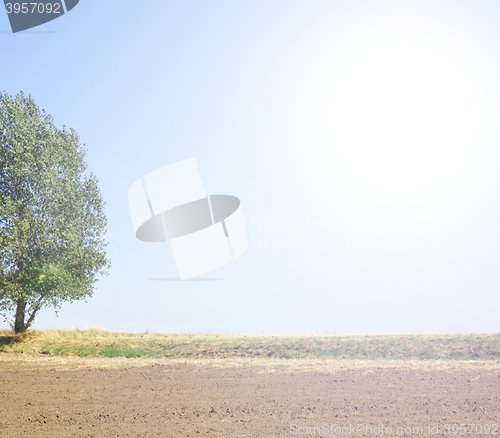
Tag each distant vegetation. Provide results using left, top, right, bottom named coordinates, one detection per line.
left=1, top=329, right=499, bottom=360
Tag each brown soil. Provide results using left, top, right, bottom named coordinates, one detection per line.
left=0, top=354, right=499, bottom=437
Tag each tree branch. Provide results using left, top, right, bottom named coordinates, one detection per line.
left=25, top=294, right=45, bottom=330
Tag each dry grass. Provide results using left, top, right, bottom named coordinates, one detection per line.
left=1, top=353, right=499, bottom=375
left=1, top=329, right=500, bottom=360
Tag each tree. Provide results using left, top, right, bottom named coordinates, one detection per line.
left=0, top=91, right=110, bottom=333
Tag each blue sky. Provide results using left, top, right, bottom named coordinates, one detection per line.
left=1, top=0, right=500, bottom=334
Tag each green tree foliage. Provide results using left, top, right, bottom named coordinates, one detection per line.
left=0, top=91, right=110, bottom=333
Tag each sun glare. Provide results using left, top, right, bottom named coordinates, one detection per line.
left=319, top=36, right=486, bottom=202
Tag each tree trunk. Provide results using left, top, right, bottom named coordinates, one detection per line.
left=14, top=299, right=26, bottom=333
